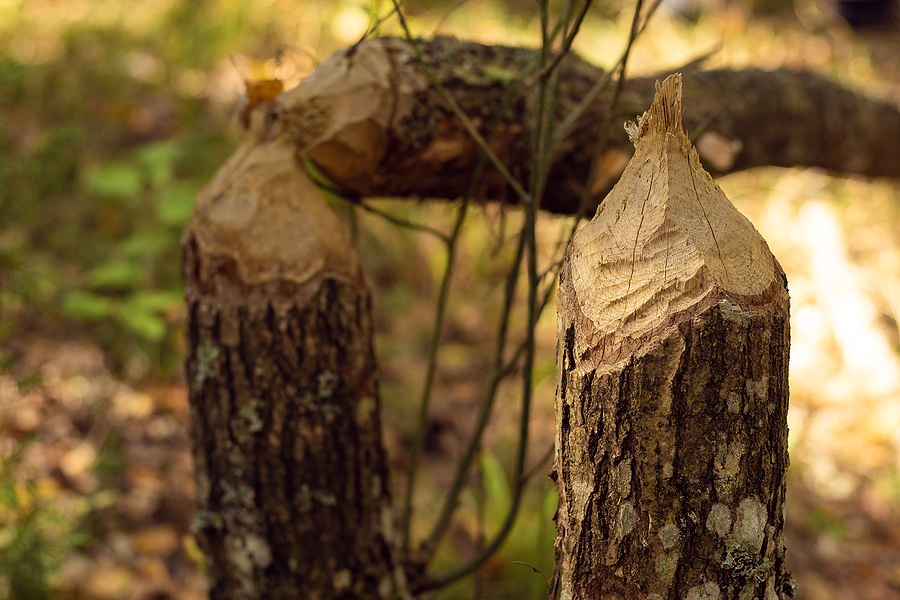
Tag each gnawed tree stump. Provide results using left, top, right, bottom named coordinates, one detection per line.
left=182, top=109, right=409, bottom=599
left=554, top=74, right=793, bottom=599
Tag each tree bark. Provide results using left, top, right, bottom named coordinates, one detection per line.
left=554, top=75, right=793, bottom=599
left=274, top=36, right=900, bottom=216
left=182, top=118, right=409, bottom=599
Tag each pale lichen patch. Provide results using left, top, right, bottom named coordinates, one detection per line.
left=656, top=551, right=679, bottom=583
left=719, top=298, right=750, bottom=322
left=378, top=575, right=394, bottom=598
left=380, top=504, right=397, bottom=545
left=238, top=399, right=264, bottom=433
left=734, top=496, right=767, bottom=548
left=614, top=457, right=632, bottom=497
left=658, top=523, right=681, bottom=549
left=221, top=480, right=256, bottom=509
left=194, top=339, right=221, bottom=391
left=333, top=569, right=352, bottom=591
left=714, top=441, right=744, bottom=500
left=723, top=540, right=772, bottom=585
left=572, top=480, right=593, bottom=518
left=686, top=581, right=721, bottom=600
left=745, top=375, right=768, bottom=402
left=226, top=532, right=272, bottom=594
left=616, top=502, right=637, bottom=539
left=318, top=370, right=336, bottom=398
left=707, top=503, right=732, bottom=537
left=191, top=508, right=223, bottom=531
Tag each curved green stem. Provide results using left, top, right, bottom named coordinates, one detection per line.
left=356, top=201, right=451, bottom=243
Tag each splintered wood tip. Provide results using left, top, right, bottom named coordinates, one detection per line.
left=625, top=73, right=684, bottom=143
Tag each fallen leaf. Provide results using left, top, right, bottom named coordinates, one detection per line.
left=132, top=525, right=181, bottom=555
left=59, top=441, right=97, bottom=478
left=239, top=78, right=283, bottom=128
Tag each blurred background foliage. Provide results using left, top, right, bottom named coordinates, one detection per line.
left=1, top=0, right=900, bottom=599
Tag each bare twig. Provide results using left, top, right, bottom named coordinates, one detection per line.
left=347, top=0, right=397, bottom=57
left=539, top=0, right=595, bottom=80
left=355, top=201, right=451, bottom=243
left=551, top=0, right=663, bottom=146
left=419, top=73, right=538, bottom=560
left=419, top=227, right=527, bottom=559
left=401, top=188, right=470, bottom=551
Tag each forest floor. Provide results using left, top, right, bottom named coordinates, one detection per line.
left=5, top=178, right=900, bottom=599
left=3, top=322, right=900, bottom=600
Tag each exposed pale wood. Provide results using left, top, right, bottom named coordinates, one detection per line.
left=566, top=74, right=777, bottom=369
left=190, top=109, right=358, bottom=294
left=555, top=74, right=793, bottom=599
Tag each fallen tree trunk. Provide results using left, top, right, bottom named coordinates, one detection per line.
left=182, top=112, right=409, bottom=599
left=554, top=74, right=792, bottom=599
left=275, top=36, right=900, bottom=216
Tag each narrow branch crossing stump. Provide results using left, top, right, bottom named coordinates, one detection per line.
left=554, top=74, right=794, bottom=599
left=182, top=109, right=408, bottom=599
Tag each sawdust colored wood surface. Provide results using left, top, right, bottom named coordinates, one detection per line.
left=565, top=73, right=779, bottom=371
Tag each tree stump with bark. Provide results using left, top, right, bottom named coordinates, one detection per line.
left=182, top=109, right=409, bottom=599
left=554, top=74, right=794, bottom=599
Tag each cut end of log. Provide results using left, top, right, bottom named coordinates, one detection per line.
left=272, top=38, right=420, bottom=186
left=625, top=73, right=684, bottom=144
left=185, top=137, right=359, bottom=296
left=561, top=72, right=782, bottom=369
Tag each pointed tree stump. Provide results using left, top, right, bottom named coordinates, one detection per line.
left=554, top=74, right=795, bottom=599
left=182, top=109, right=409, bottom=599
